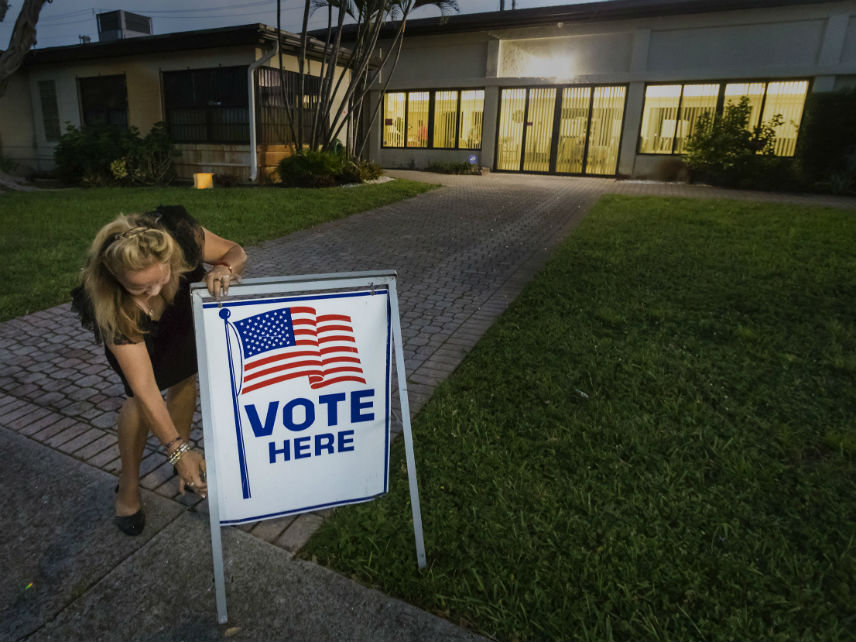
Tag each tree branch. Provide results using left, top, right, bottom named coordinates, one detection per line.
left=0, top=0, right=51, bottom=99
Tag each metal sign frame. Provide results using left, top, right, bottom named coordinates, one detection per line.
left=191, top=270, right=425, bottom=624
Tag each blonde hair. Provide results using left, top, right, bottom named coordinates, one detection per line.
left=82, top=213, right=194, bottom=342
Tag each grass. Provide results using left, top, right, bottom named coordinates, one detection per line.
left=0, top=180, right=435, bottom=321
left=300, top=195, right=856, bottom=641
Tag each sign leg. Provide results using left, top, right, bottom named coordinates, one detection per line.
left=389, top=281, right=427, bottom=569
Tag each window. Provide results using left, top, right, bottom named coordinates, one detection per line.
left=382, top=89, right=484, bottom=149
left=433, top=90, right=457, bottom=148
left=38, top=80, right=60, bottom=141
left=639, top=79, right=809, bottom=157
left=407, top=91, right=429, bottom=148
left=256, top=67, right=321, bottom=145
left=674, top=84, right=718, bottom=154
left=762, top=80, right=809, bottom=157
left=638, top=85, right=681, bottom=154
left=459, top=90, right=484, bottom=150
left=163, top=66, right=248, bottom=143
left=79, top=74, right=128, bottom=128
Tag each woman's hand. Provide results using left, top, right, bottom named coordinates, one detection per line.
left=175, top=448, right=208, bottom=498
left=201, top=227, right=247, bottom=300
left=205, top=265, right=234, bottom=299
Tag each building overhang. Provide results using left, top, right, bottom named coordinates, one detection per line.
left=23, top=23, right=353, bottom=67
left=328, top=0, right=844, bottom=40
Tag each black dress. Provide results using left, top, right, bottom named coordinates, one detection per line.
left=72, top=205, right=207, bottom=398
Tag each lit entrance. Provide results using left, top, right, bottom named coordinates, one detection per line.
left=496, top=85, right=627, bottom=176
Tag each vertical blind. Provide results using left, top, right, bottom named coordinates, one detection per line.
left=639, top=79, right=809, bottom=157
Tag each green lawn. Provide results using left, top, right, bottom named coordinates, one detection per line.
left=0, top=180, right=435, bottom=320
left=300, top=195, right=856, bottom=641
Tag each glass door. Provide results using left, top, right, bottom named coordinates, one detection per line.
left=522, top=87, right=556, bottom=173
left=556, top=86, right=591, bottom=174
left=496, top=84, right=626, bottom=176
left=496, top=88, right=526, bottom=171
left=585, top=86, right=626, bottom=175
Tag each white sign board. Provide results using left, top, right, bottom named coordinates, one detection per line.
left=197, top=289, right=391, bottom=524
left=191, top=272, right=424, bottom=624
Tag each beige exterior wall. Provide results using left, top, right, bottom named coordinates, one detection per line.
left=14, top=46, right=255, bottom=176
left=3, top=39, right=352, bottom=181
left=0, top=72, right=37, bottom=170
left=370, top=0, right=856, bottom=177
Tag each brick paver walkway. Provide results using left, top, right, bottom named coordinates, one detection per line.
left=2, top=172, right=854, bottom=553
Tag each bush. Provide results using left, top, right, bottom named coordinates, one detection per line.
left=425, top=161, right=481, bottom=175
left=54, top=122, right=176, bottom=186
left=684, top=97, right=797, bottom=189
left=276, top=150, right=383, bottom=187
left=214, top=173, right=242, bottom=188
left=796, top=88, right=856, bottom=194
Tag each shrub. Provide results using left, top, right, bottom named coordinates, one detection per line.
left=54, top=122, right=176, bottom=186
left=277, top=149, right=345, bottom=187
left=796, top=88, right=856, bottom=193
left=425, top=161, right=481, bottom=175
left=0, top=155, right=18, bottom=173
left=355, top=159, right=383, bottom=182
left=684, top=97, right=796, bottom=189
left=276, top=150, right=383, bottom=187
left=214, top=173, right=242, bottom=188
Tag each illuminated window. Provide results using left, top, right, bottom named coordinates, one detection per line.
left=587, top=85, right=626, bottom=175
left=674, top=84, right=718, bottom=154
left=639, top=79, right=809, bottom=157
left=382, top=89, right=484, bottom=149
left=497, top=88, right=527, bottom=171
left=407, top=91, right=430, bottom=148
left=763, top=80, right=809, bottom=157
left=724, top=82, right=766, bottom=128
left=433, top=90, right=458, bottom=148
left=383, top=92, right=406, bottom=147
left=638, top=85, right=681, bottom=154
left=459, top=90, right=484, bottom=150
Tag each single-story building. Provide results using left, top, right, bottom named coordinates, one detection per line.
left=2, top=0, right=854, bottom=181
left=0, top=20, right=352, bottom=181
left=358, top=0, right=856, bottom=178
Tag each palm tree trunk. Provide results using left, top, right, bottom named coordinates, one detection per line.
left=297, top=0, right=312, bottom=150
left=276, top=0, right=298, bottom=147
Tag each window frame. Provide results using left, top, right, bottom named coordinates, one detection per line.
left=38, top=79, right=61, bottom=141
left=381, top=87, right=485, bottom=150
left=636, top=77, right=812, bottom=157
left=162, top=65, right=250, bottom=145
left=78, top=73, right=129, bottom=128
left=493, top=83, right=629, bottom=177
left=255, top=66, right=322, bottom=145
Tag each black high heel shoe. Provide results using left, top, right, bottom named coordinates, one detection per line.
left=114, top=485, right=145, bottom=536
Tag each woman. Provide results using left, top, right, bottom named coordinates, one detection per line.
left=72, top=205, right=247, bottom=536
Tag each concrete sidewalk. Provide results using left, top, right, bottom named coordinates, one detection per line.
left=2, top=172, right=854, bottom=640
left=0, top=427, right=484, bottom=642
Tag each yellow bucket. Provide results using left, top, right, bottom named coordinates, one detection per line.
left=193, top=172, right=214, bottom=189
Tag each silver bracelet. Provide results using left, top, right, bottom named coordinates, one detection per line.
left=168, top=442, right=192, bottom=466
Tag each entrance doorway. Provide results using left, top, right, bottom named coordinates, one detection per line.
left=496, top=85, right=626, bottom=176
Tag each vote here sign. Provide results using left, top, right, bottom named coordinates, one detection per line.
left=196, top=288, right=391, bottom=525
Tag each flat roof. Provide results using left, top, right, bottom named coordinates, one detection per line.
left=323, top=0, right=845, bottom=39
left=23, top=23, right=340, bottom=66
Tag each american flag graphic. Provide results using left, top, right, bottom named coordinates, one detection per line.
left=233, top=306, right=366, bottom=394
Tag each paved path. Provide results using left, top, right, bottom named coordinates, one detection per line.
left=2, top=172, right=854, bottom=640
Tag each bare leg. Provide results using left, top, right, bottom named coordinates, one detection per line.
left=115, top=397, right=148, bottom=517
left=114, top=375, right=198, bottom=514
left=166, top=375, right=197, bottom=440
left=166, top=375, right=198, bottom=494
